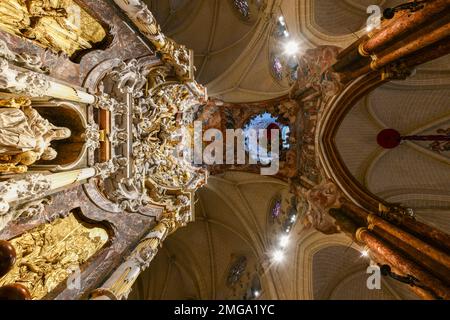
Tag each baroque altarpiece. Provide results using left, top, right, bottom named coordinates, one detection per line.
left=0, top=0, right=207, bottom=300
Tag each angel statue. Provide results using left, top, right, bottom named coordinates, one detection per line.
left=0, top=97, right=71, bottom=173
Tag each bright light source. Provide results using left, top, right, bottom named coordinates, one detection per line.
left=361, top=250, right=370, bottom=258
left=279, top=235, right=290, bottom=248
left=272, top=249, right=285, bottom=263
left=284, top=41, right=299, bottom=56
left=253, top=290, right=261, bottom=298
left=290, top=215, right=297, bottom=223
left=278, top=16, right=285, bottom=24
left=283, top=30, right=290, bottom=38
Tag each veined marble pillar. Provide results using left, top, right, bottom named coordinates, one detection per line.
left=359, top=0, right=450, bottom=56
left=0, top=168, right=96, bottom=232
left=343, top=201, right=450, bottom=257
left=0, top=58, right=95, bottom=104
left=90, top=219, right=175, bottom=300
left=333, top=201, right=450, bottom=299
left=352, top=18, right=450, bottom=78
left=367, top=214, right=450, bottom=270
left=356, top=228, right=450, bottom=300
left=333, top=0, right=450, bottom=83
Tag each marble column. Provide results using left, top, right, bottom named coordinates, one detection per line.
left=360, top=0, right=450, bottom=56
left=90, top=219, right=175, bottom=300
left=0, top=58, right=95, bottom=104
left=343, top=201, right=450, bottom=254
left=0, top=168, right=96, bottom=232
left=356, top=228, right=450, bottom=300
left=111, top=0, right=193, bottom=81
left=370, top=19, right=450, bottom=71
left=333, top=0, right=449, bottom=73
left=332, top=201, right=450, bottom=299
left=367, top=214, right=450, bottom=270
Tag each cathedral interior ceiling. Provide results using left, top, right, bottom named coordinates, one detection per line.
left=130, top=173, right=423, bottom=300
left=146, top=0, right=427, bottom=103
left=0, top=0, right=448, bottom=302
left=336, top=55, right=450, bottom=234
left=135, top=0, right=450, bottom=300
left=147, top=0, right=390, bottom=102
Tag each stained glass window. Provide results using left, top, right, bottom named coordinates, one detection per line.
left=272, top=56, right=284, bottom=81
left=234, top=0, right=250, bottom=19
left=227, top=256, right=248, bottom=286
left=271, top=15, right=299, bottom=83
left=271, top=200, right=282, bottom=220
left=275, top=16, right=288, bottom=38
left=245, top=275, right=262, bottom=300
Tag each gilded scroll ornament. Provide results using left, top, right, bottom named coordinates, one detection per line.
left=0, top=212, right=109, bottom=300
left=94, top=93, right=128, bottom=114
left=0, top=98, right=71, bottom=173
left=0, top=0, right=107, bottom=58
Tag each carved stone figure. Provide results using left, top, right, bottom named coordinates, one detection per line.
left=290, top=46, right=341, bottom=99
left=302, top=180, right=343, bottom=234
left=0, top=98, right=71, bottom=172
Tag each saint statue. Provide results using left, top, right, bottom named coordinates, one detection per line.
left=0, top=98, right=71, bottom=173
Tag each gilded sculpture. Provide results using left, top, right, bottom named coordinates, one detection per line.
left=0, top=212, right=109, bottom=299
left=0, top=97, right=71, bottom=173
left=98, top=58, right=207, bottom=213
left=0, top=0, right=106, bottom=58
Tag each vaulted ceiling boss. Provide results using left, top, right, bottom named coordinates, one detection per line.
left=0, top=0, right=449, bottom=301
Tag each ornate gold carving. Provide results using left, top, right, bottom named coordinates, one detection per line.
left=0, top=58, right=51, bottom=97
left=381, top=63, right=413, bottom=81
left=98, top=58, right=207, bottom=215
left=378, top=202, right=416, bottom=222
left=0, top=212, right=109, bottom=300
left=370, top=59, right=379, bottom=71
left=0, top=97, right=31, bottom=109
left=0, top=173, right=52, bottom=218
left=367, top=213, right=377, bottom=231
left=83, top=122, right=104, bottom=151
left=0, top=0, right=106, bottom=58
left=356, top=227, right=369, bottom=243
left=358, top=42, right=371, bottom=57
left=112, top=0, right=193, bottom=80
left=0, top=163, right=27, bottom=174
left=367, top=213, right=377, bottom=225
